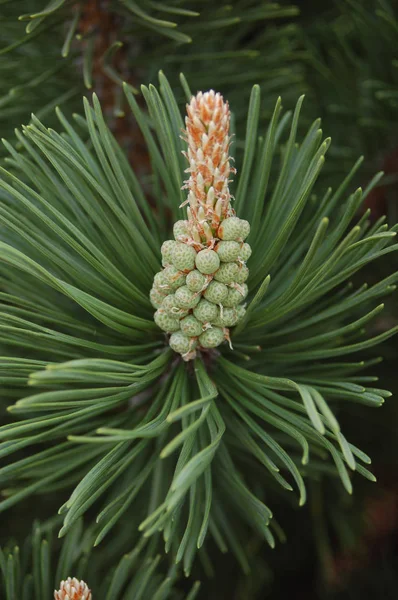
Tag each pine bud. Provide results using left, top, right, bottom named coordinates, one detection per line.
left=195, top=249, right=220, bottom=275
left=216, top=241, right=241, bottom=262
left=161, top=240, right=177, bottom=266
left=183, top=90, right=234, bottom=223
left=174, top=286, right=201, bottom=309
left=54, top=578, right=91, bottom=600
left=203, top=281, right=229, bottom=304
left=218, top=217, right=250, bottom=241
left=169, top=331, right=192, bottom=354
left=150, top=287, right=167, bottom=309
left=153, top=271, right=168, bottom=287
left=180, top=315, right=203, bottom=337
left=186, top=269, right=207, bottom=292
left=236, top=264, right=249, bottom=284
left=154, top=310, right=180, bottom=333
left=193, top=299, right=219, bottom=323
left=161, top=294, right=189, bottom=318
left=214, top=262, right=240, bottom=284
left=173, top=220, right=189, bottom=240
left=171, top=243, right=197, bottom=271
left=236, top=305, right=246, bottom=320
left=163, top=266, right=186, bottom=290
left=151, top=90, right=251, bottom=359
left=239, top=243, right=252, bottom=262
left=240, top=220, right=251, bottom=240
left=223, top=284, right=248, bottom=307
left=199, top=327, right=225, bottom=348
left=217, top=306, right=240, bottom=327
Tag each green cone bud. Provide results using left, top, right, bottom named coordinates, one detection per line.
left=186, top=269, right=207, bottom=292
left=150, top=287, right=168, bottom=309
left=217, top=217, right=239, bottom=241
left=169, top=331, right=191, bottom=354
left=218, top=217, right=241, bottom=240
left=173, top=220, right=189, bottom=240
left=211, top=314, right=223, bottom=326
left=239, top=243, right=252, bottom=261
left=154, top=271, right=168, bottom=288
left=193, top=298, right=219, bottom=323
left=172, top=242, right=197, bottom=271
left=237, top=305, right=246, bottom=320
left=223, top=283, right=248, bottom=307
left=199, top=327, right=225, bottom=348
left=236, top=264, right=249, bottom=284
left=216, top=241, right=241, bottom=262
left=154, top=310, right=180, bottom=333
left=174, top=285, right=201, bottom=309
left=217, top=306, right=240, bottom=327
left=161, top=294, right=189, bottom=318
left=218, top=217, right=250, bottom=241
left=214, top=262, right=239, bottom=284
left=161, top=240, right=177, bottom=266
left=161, top=293, right=178, bottom=313
left=203, top=281, right=228, bottom=304
left=195, top=249, right=220, bottom=275
left=240, top=220, right=250, bottom=240
left=163, top=265, right=186, bottom=289
left=180, top=315, right=203, bottom=337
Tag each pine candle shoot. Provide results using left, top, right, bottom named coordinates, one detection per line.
left=150, top=91, right=251, bottom=360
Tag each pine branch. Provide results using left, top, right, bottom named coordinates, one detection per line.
left=0, top=74, right=396, bottom=575
left=300, top=0, right=398, bottom=183
left=0, top=1, right=304, bottom=156
left=0, top=519, right=200, bottom=599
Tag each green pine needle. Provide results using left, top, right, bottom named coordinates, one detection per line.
left=0, top=73, right=396, bottom=572
left=0, top=519, right=200, bottom=599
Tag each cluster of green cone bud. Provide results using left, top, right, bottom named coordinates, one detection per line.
left=151, top=217, right=251, bottom=360
left=150, top=90, right=251, bottom=360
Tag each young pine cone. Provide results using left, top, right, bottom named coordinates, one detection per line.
left=150, top=91, right=251, bottom=360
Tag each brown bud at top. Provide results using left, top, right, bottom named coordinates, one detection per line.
left=182, top=90, right=235, bottom=231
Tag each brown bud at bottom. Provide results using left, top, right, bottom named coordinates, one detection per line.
left=54, top=578, right=92, bottom=600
